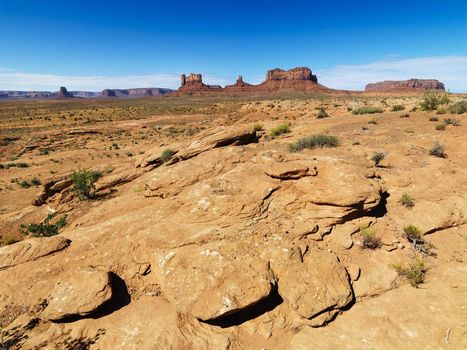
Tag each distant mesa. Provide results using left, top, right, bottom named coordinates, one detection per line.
left=55, top=86, right=73, bottom=99
left=179, top=73, right=221, bottom=92
left=101, top=88, right=173, bottom=98
left=365, top=79, right=445, bottom=92
left=177, top=67, right=327, bottom=94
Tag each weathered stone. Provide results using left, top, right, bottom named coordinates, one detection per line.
left=365, top=79, right=445, bottom=92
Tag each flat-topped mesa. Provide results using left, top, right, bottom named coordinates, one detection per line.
left=365, top=79, right=445, bottom=92
left=266, top=67, right=318, bottom=83
left=257, top=67, right=327, bottom=91
left=178, top=73, right=215, bottom=92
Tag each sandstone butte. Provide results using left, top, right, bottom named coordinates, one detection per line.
left=0, top=77, right=466, bottom=349
left=365, top=79, right=446, bottom=92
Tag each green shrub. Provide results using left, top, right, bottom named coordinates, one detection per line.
left=428, top=116, right=438, bottom=122
left=19, top=180, right=31, bottom=188
left=252, top=123, right=264, bottom=132
left=31, top=177, right=41, bottom=186
left=70, top=169, right=101, bottom=200
left=435, top=123, right=445, bottom=131
left=403, top=224, right=423, bottom=244
left=161, top=149, right=175, bottom=163
left=429, top=143, right=446, bottom=158
left=371, top=152, right=385, bottom=166
left=420, top=91, right=445, bottom=111
left=391, top=104, right=405, bottom=111
left=352, top=106, right=384, bottom=115
left=16, top=162, right=29, bottom=168
left=360, top=226, right=381, bottom=249
left=19, top=213, right=67, bottom=237
left=316, top=108, right=329, bottom=119
left=288, top=135, right=339, bottom=152
left=448, top=100, right=467, bottom=114
left=399, top=193, right=415, bottom=208
left=270, top=123, right=291, bottom=137
left=436, top=106, right=447, bottom=114
left=393, top=259, right=427, bottom=287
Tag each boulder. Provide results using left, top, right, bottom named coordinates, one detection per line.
left=41, top=267, right=113, bottom=321
left=152, top=241, right=275, bottom=321
left=0, top=236, right=70, bottom=269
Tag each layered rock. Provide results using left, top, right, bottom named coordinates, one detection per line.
left=256, top=67, right=327, bottom=91
left=365, top=79, right=445, bottom=92
left=178, top=73, right=219, bottom=92
left=224, top=75, right=253, bottom=91
left=101, top=87, right=173, bottom=98
left=54, top=86, right=73, bottom=99
left=266, top=67, right=318, bottom=83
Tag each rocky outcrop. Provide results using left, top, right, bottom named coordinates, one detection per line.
left=55, top=87, right=73, bottom=99
left=266, top=67, right=318, bottom=83
left=0, top=237, right=70, bottom=269
left=224, top=75, right=253, bottom=91
left=178, top=73, right=220, bottom=92
left=41, top=267, right=114, bottom=321
left=365, top=79, right=445, bottom=92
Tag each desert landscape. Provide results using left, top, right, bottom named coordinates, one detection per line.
left=0, top=66, right=466, bottom=349
left=1, top=1, right=467, bottom=349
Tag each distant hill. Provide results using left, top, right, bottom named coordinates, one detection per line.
left=0, top=87, right=173, bottom=99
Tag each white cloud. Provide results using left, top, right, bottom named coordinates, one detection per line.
left=0, top=71, right=231, bottom=91
left=316, top=55, right=467, bottom=92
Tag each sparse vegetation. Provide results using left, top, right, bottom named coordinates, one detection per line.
left=443, top=118, right=460, bottom=126
left=436, top=106, right=447, bottom=114
left=161, top=149, right=176, bottom=163
left=352, top=106, right=383, bottom=115
left=403, top=224, right=423, bottom=244
left=399, top=113, right=410, bottom=118
left=252, top=123, right=264, bottom=132
left=448, top=100, right=467, bottom=114
left=31, top=177, right=41, bottom=186
left=1, top=234, right=19, bottom=246
left=371, top=151, right=385, bottom=166
left=399, top=193, right=415, bottom=208
left=393, top=258, right=428, bottom=287
left=368, top=118, right=378, bottom=125
left=429, top=143, right=446, bottom=158
left=435, top=123, right=446, bottom=131
left=316, top=108, right=329, bottom=119
left=359, top=226, right=381, bottom=249
left=420, top=91, right=450, bottom=111
left=391, top=104, right=405, bottom=111
left=270, top=123, right=291, bottom=137
left=288, top=134, right=339, bottom=152
left=428, top=116, right=438, bottom=122
left=70, top=169, right=102, bottom=200
left=19, top=180, right=31, bottom=188
left=19, top=213, right=67, bottom=237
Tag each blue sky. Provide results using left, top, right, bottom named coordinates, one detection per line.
left=0, top=0, right=466, bottom=91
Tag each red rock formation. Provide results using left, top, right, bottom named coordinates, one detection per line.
left=224, top=75, right=254, bottom=91
left=365, top=79, right=445, bottom=92
left=178, top=73, right=214, bottom=92
left=266, top=67, right=318, bottom=83
left=257, top=67, right=327, bottom=91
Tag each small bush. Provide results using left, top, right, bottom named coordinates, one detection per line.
left=316, top=108, right=329, bottom=119
left=360, top=226, right=381, bottom=249
left=288, top=135, right=339, bottom=152
left=399, top=113, right=410, bottom=118
left=420, top=91, right=445, bottom=111
left=393, top=259, right=427, bottom=287
left=352, top=106, right=383, bottom=115
left=435, top=123, right=445, bottom=131
left=70, top=169, right=101, bottom=200
left=391, top=104, right=405, bottom=111
left=403, top=224, right=423, bottom=244
left=252, top=123, right=264, bottom=132
left=399, top=193, right=415, bottom=208
left=428, top=116, right=438, bottom=122
left=19, top=180, right=31, bottom=188
left=429, top=143, right=446, bottom=158
left=436, top=106, right=447, bottom=114
left=371, top=152, right=385, bottom=166
left=19, top=213, right=67, bottom=237
left=270, top=123, right=291, bottom=137
left=31, top=177, right=41, bottom=186
left=161, top=149, right=175, bottom=163
left=16, top=162, right=29, bottom=168
left=443, top=118, right=460, bottom=126
left=368, top=118, right=378, bottom=125
left=448, top=100, right=467, bottom=114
